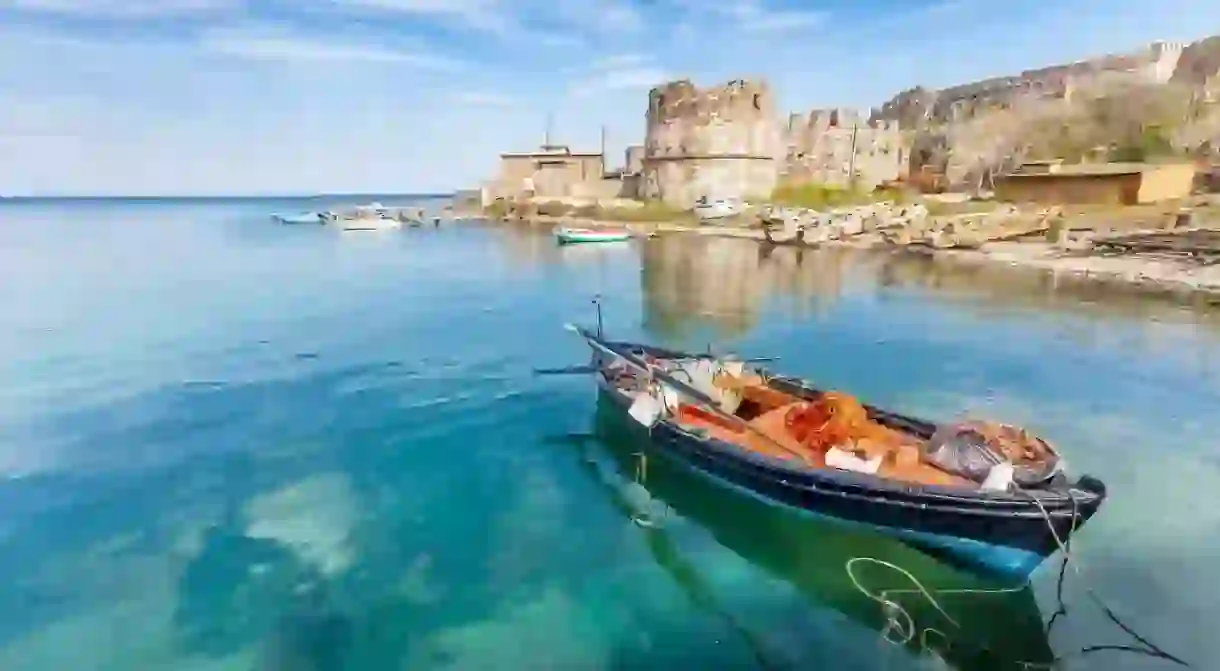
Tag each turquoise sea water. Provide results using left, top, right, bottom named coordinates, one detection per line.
left=0, top=197, right=1216, bottom=670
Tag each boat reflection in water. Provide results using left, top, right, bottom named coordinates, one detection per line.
left=565, top=395, right=1056, bottom=671
left=640, top=235, right=865, bottom=340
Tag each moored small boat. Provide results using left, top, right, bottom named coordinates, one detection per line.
left=340, top=215, right=401, bottom=231
left=575, top=397, right=1056, bottom=669
left=693, top=196, right=745, bottom=223
left=273, top=212, right=324, bottom=225
left=555, top=227, right=632, bottom=244
left=554, top=322, right=1107, bottom=581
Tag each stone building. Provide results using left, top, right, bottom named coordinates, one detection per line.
left=494, top=144, right=605, bottom=199
left=487, top=142, right=641, bottom=202
left=994, top=161, right=1197, bottom=205
left=641, top=79, right=782, bottom=208
left=782, top=108, right=906, bottom=189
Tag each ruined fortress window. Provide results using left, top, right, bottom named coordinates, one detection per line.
left=752, top=93, right=762, bottom=110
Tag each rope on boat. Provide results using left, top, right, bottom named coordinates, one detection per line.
left=846, top=488, right=1190, bottom=668
left=629, top=448, right=669, bottom=529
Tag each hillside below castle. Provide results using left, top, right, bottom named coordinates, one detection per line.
left=871, top=34, right=1220, bottom=187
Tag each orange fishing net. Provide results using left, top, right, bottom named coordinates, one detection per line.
left=783, top=391, right=906, bottom=454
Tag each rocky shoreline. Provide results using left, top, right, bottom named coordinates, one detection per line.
left=482, top=199, right=1220, bottom=300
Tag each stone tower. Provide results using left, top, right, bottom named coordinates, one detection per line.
left=641, top=79, right=782, bottom=207
left=1148, top=40, right=1186, bottom=83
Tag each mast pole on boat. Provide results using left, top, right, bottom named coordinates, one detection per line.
left=593, top=294, right=604, bottom=339
left=569, top=325, right=811, bottom=463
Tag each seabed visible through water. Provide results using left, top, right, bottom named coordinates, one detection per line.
left=0, top=197, right=1215, bottom=670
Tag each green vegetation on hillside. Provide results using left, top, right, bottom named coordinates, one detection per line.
left=1018, top=82, right=1198, bottom=164
left=482, top=198, right=694, bottom=223
left=767, top=181, right=910, bottom=209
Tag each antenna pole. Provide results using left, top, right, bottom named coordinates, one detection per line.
left=545, top=112, right=554, bottom=146
left=594, top=294, right=604, bottom=339
left=600, top=124, right=607, bottom=174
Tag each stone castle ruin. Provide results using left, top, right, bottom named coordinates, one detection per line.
left=783, top=109, right=904, bottom=190
left=641, top=79, right=782, bottom=207
left=641, top=79, right=908, bottom=208
left=485, top=34, right=1220, bottom=207
left=872, top=40, right=1188, bottom=129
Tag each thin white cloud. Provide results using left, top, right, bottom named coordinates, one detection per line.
left=330, top=0, right=514, bottom=34
left=201, top=27, right=464, bottom=69
left=0, top=0, right=237, bottom=17
left=724, top=0, right=826, bottom=33
left=331, top=0, right=640, bottom=39
left=665, top=0, right=823, bottom=35
left=570, top=66, right=668, bottom=98
left=589, top=53, right=649, bottom=71
left=451, top=91, right=516, bottom=107
left=558, top=0, right=642, bottom=34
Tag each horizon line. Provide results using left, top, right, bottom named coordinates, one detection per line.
left=0, top=192, right=460, bottom=200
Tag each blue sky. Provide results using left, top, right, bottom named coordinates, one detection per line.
left=0, top=0, right=1218, bottom=196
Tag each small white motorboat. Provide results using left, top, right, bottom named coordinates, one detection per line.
left=341, top=215, right=401, bottom=231
left=693, top=196, right=745, bottom=223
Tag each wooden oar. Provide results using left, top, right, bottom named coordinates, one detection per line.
left=533, top=356, right=777, bottom=376
left=565, top=324, right=811, bottom=464
left=533, top=365, right=597, bottom=375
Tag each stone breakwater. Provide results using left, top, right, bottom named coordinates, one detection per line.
left=677, top=197, right=1220, bottom=298
left=756, top=201, right=1064, bottom=249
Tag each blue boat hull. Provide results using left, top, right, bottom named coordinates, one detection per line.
left=273, top=212, right=323, bottom=225
left=584, top=337, right=1106, bottom=583
left=675, top=451, right=1047, bottom=581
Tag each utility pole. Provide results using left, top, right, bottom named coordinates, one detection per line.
left=599, top=124, right=607, bottom=175
left=847, top=122, right=859, bottom=187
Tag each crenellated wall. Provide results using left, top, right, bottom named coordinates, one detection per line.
left=642, top=79, right=782, bottom=207
left=781, top=109, right=907, bottom=189
left=872, top=40, right=1189, bottom=127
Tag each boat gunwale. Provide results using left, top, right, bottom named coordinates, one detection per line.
left=596, top=339, right=1104, bottom=512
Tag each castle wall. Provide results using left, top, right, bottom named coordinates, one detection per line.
left=625, top=145, right=645, bottom=175
left=781, top=110, right=907, bottom=189
left=642, top=79, right=781, bottom=207
left=873, top=40, right=1188, bottom=127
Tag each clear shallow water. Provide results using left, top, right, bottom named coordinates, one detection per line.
left=0, top=199, right=1217, bottom=670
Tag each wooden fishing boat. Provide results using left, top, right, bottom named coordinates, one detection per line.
left=565, top=398, right=1055, bottom=669
left=559, top=323, right=1107, bottom=581
left=555, top=227, right=632, bottom=244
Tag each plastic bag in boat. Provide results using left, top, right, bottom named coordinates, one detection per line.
left=923, top=421, right=1062, bottom=487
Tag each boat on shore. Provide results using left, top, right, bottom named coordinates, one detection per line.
left=694, top=196, right=745, bottom=223
left=553, top=322, right=1106, bottom=581
left=555, top=227, right=632, bottom=244
left=273, top=212, right=324, bottom=225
